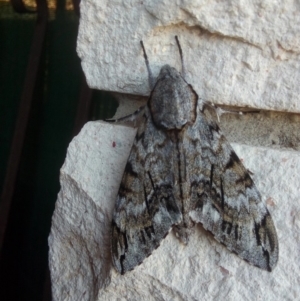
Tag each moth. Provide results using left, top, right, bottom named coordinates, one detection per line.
left=111, top=37, right=278, bottom=275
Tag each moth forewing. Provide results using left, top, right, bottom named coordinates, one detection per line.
left=111, top=37, right=278, bottom=275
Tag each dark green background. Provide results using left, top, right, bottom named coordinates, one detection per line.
left=0, top=2, right=117, bottom=300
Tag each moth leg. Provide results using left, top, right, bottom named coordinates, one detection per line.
left=175, top=36, right=187, bottom=80
left=105, top=105, right=145, bottom=126
left=210, top=103, right=260, bottom=122
left=173, top=224, right=190, bottom=245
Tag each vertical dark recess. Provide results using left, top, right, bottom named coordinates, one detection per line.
left=0, top=0, right=117, bottom=300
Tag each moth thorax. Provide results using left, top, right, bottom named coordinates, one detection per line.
left=149, top=65, right=197, bottom=130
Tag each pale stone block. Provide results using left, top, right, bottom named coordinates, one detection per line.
left=77, top=0, right=300, bottom=112
left=49, top=1, right=300, bottom=300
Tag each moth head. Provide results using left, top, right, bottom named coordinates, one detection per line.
left=148, top=65, right=198, bottom=130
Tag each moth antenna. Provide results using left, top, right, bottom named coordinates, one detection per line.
left=140, top=40, right=155, bottom=90
left=175, top=36, right=187, bottom=79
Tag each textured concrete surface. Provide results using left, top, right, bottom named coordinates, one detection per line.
left=77, top=0, right=300, bottom=112
left=49, top=1, right=300, bottom=300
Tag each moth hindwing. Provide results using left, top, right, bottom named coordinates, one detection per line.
left=111, top=37, right=278, bottom=275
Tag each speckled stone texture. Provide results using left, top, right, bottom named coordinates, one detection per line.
left=49, top=1, right=300, bottom=300
left=77, top=0, right=300, bottom=112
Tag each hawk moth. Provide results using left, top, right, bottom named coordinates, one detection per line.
left=111, top=37, right=278, bottom=275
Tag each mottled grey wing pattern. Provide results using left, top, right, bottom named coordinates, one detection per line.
left=111, top=37, right=278, bottom=275
left=186, top=104, right=278, bottom=271
left=112, top=108, right=182, bottom=275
